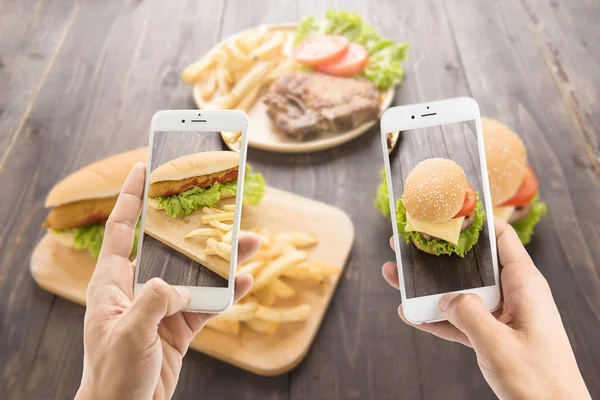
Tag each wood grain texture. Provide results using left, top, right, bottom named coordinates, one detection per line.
left=445, top=0, right=600, bottom=396
left=0, top=0, right=78, bottom=167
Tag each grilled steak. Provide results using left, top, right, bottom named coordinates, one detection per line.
left=263, top=71, right=380, bottom=141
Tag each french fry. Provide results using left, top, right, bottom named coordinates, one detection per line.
left=199, top=69, right=218, bottom=100
left=184, top=228, right=221, bottom=239
left=252, top=250, right=308, bottom=291
left=212, top=48, right=230, bottom=65
left=237, top=260, right=264, bottom=276
left=255, top=304, right=311, bottom=322
left=211, top=93, right=237, bottom=109
left=271, top=279, right=295, bottom=298
left=238, top=25, right=268, bottom=53
left=282, top=264, right=323, bottom=283
left=230, top=61, right=275, bottom=103
left=253, top=285, right=277, bottom=306
left=226, top=40, right=251, bottom=62
left=202, top=207, right=218, bottom=215
left=216, top=66, right=231, bottom=95
left=273, top=232, right=319, bottom=249
left=221, top=230, right=233, bottom=244
left=220, top=205, right=236, bottom=212
left=209, top=220, right=233, bottom=231
left=209, top=207, right=228, bottom=213
left=222, top=131, right=242, bottom=143
left=204, top=238, right=220, bottom=257
left=181, top=57, right=214, bottom=84
left=217, top=241, right=232, bottom=256
left=252, top=228, right=272, bottom=248
left=206, top=318, right=240, bottom=335
left=201, top=212, right=234, bottom=223
left=303, top=260, right=342, bottom=276
left=249, top=35, right=285, bottom=61
left=245, top=318, right=278, bottom=334
left=235, top=84, right=261, bottom=113
left=217, top=301, right=258, bottom=321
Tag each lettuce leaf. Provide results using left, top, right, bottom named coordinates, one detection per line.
left=294, top=10, right=408, bottom=90
left=511, top=194, right=547, bottom=245
left=396, top=194, right=486, bottom=258
left=53, top=219, right=140, bottom=259
left=375, top=167, right=391, bottom=217
left=152, top=165, right=267, bottom=218
left=244, top=165, right=266, bottom=206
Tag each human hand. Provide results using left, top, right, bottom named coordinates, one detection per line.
left=382, top=217, right=590, bottom=400
left=75, top=163, right=261, bottom=400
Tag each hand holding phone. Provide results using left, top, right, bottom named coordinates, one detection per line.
left=380, top=98, right=500, bottom=323
left=134, top=110, right=250, bottom=313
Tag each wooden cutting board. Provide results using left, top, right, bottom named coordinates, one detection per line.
left=30, top=187, right=354, bottom=375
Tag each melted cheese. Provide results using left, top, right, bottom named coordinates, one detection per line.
left=405, top=214, right=465, bottom=245
left=493, top=205, right=515, bottom=222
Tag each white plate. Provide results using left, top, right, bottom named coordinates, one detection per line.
left=192, top=23, right=395, bottom=153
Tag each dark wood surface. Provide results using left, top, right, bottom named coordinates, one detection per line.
left=139, top=131, right=230, bottom=287
left=390, top=122, right=494, bottom=298
left=0, top=0, right=598, bottom=399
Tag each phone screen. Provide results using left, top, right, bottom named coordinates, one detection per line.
left=386, top=120, right=495, bottom=299
left=136, top=130, right=242, bottom=288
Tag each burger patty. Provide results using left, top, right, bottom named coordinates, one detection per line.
left=43, top=196, right=117, bottom=230
left=148, top=167, right=239, bottom=198
left=508, top=202, right=531, bottom=224
left=419, top=210, right=475, bottom=242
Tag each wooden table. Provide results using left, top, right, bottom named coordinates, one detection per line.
left=1, top=0, right=598, bottom=399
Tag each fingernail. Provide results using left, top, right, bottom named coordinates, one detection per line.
left=175, top=287, right=191, bottom=301
left=439, top=293, right=460, bottom=312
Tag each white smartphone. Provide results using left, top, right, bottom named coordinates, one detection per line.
left=380, top=97, right=500, bottom=323
left=133, top=110, right=249, bottom=313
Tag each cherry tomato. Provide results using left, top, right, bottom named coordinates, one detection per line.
left=500, top=164, right=539, bottom=207
left=454, top=184, right=477, bottom=218
left=316, top=42, right=369, bottom=77
left=292, top=35, right=350, bottom=66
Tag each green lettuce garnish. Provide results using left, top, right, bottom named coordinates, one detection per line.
left=294, top=10, right=408, bottom=90
left=511, top=194, right=547, bottom=245
left=375, top=167, right=391, bottom=217
left=52, top=219, right=140, bottom=259
left=152, top=166, right=267, bottom=218
left=396, top=194, right=486, bottom=258
left=243, top=165, right=266, bottom=206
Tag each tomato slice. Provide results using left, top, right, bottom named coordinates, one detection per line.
left=315, top=42, right=369, bottom=77
left=454, top=184, right=477, bottom=218
left=292, top=35, right=350, bottom=67
left=500, top=164, right=539, bottom=207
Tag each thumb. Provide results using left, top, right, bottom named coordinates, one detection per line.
left=439, top=293, right=504, bottom=349
left=126, top=278, right=191, bottom=329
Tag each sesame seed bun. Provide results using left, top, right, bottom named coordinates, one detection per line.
left=402, top=158, right=468, bottom=223
left=481, top=118, right=527, bottom=205
left=45, top=147, right=148, bottom=208
left=149, top=151, right=239, bottom=184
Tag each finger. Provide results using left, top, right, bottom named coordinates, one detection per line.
left=439, top=293, right=506, bottom=350
left=389, top=236, right=395, bottom=252
left=237, top=231, right=261, bottom=264
left=99, top=163, right=146, bottom=261
left=125, top=278, right=191, bottom=330
left=398, top=305, right=472, bottom=347
left=182, top=273, right=254, bottom=333
left=494, top=217, right=535, bottom=272
left=382, top=261, right=400, bottom=290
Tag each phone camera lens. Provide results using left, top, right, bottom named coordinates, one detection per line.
left=181, top=119, right=185, bottom=123
left=411, top=115, right=415, bottom=119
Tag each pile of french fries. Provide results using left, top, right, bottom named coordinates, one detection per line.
left=185, top=204, right=342, bottom=335
left=181, top=25, right=294, bottom=149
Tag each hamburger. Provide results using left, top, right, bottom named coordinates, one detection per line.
left=482, top=118, right=547, bottom=244
left=396, top=158, right=486, bottom=257
left=42, top=147, right=147, bottom=258
left=148, top=151, right=265, bottom=218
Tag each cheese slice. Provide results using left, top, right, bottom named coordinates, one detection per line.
left=493, top=205, right=515, bottom=222
left=405, top=214, right=465, bottom=245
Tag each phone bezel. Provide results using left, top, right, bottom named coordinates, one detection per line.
left=380, top=97, right=501, bottom=324
left=133, top=109, right=249, bottom=313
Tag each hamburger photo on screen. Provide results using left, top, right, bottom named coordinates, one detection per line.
left=385, top=121, right=495, bottom=299
left=137, top=131, right=242, bottom=288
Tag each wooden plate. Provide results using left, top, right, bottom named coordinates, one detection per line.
left=192, top=23, right=395, bottom=153
left=30, top=187, right=354, bottom=375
